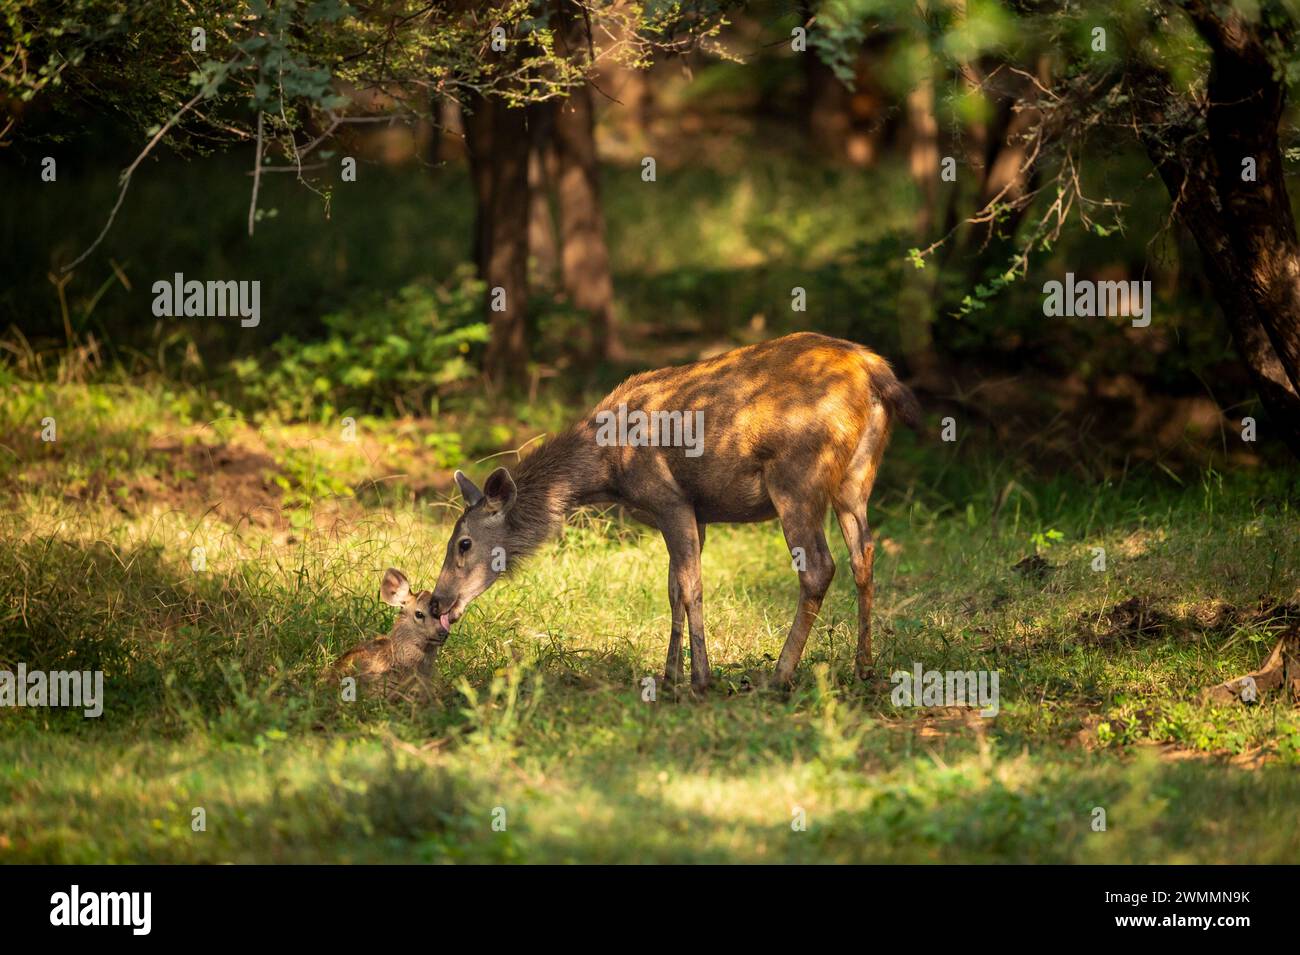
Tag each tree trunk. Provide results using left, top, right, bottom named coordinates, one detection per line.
left=426, top=94, right=443, bottom=166
left=1139, top=131, right=1300, bottom=456
left=463, top=92, right=493, bottom=277
left=1130, top=2, right=1300, bottom=457
left=1189, top=1, right=1300, bottom=398
left=528, top=101, right=559, bottom=289
left=553, top=2, right=621, bottom=362
left=466, top=90, right=531, bottom=380
left=803, top=43, right=851, bottom=159
left=899, top=51, right=946, bottom=390
left=963, top=73, right=1041, bottom=262
left=939, top=56, right=1046, bottom=284
left=799, top=0, right=856, bottom=161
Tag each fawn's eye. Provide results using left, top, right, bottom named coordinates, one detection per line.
left=414, top=611, right=425, bottom=621
left=458, top=538, right=472, bottom=554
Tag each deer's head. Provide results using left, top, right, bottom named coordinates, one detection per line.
left=379, top=567, right=445, bottom=653
left=429, top=468, right=518, bottom=636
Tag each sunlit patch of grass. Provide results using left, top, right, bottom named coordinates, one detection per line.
left=0, top=383, right=1298, bottom=862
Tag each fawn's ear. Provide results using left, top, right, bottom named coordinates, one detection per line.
left=379, top=568, right=412, bottom=607
left=482, top=467, right=517, bottom=515
left=454, top=470, right=484, bottom=507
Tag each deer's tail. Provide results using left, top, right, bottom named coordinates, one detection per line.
left=869, top=359, right=923, bottom=433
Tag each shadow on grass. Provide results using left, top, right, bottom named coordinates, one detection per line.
left=0, top=534, right=379, bottom=731
left=9, top=725, right=1296, bottom=862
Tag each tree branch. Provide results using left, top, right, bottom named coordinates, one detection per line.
left=61, top=89, right=205, bottom=273
left=248, top=110, right=264, bottom=237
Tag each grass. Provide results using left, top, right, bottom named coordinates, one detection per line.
left=1, top=379, right=1298, bottom=863
left=4, top=41, right=1294, bottom=865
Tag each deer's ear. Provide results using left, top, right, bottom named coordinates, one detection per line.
left=454, top=470, right=484, bottom=507
left=482, top=467, right=517, bottom=515
left=380, top=568, right=412, bottom=607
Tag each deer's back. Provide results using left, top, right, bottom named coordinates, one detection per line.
left=334, top=632, right=432, bottom=681
left=595, top=333, right=893, bottom=522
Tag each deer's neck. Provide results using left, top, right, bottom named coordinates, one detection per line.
left=506, top=423, right=609, bottom=558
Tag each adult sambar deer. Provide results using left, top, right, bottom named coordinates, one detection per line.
left=430, top=332, right=920, bottom=689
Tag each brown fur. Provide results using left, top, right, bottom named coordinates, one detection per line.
left=435, top=333, right=919, bottom=688
left=332, top=569, right=443, bottom=695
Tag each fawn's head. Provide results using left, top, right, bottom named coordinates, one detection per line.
left=380, top=567, right=445, bottom=649
left=428, top=468, right=518, bottom=635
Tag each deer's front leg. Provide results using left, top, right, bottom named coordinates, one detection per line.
left=661, top=507, right=708, bottom=692
left=664, top=582, right=685, bottom=688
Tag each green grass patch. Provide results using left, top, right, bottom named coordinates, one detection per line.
left=0, top=383, right=1296, bottom=862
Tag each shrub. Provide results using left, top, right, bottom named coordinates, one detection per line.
left=231, top=269, right=489, bottom=421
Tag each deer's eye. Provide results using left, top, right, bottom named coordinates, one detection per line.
left=458, top=538, right=472, bottom=554
left=414, top=611, right=425, bottom=621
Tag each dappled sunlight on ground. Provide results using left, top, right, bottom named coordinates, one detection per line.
left=1, top=380, right=1298, bottom=862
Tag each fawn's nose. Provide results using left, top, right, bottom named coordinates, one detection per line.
left=429, top=594, right=454, bottom=636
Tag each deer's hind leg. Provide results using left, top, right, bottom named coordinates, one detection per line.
left=832, top=404, right=889, bottom=680
left=768, top=473, right=835, bottom=687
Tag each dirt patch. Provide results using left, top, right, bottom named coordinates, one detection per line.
left=875, top=706, right=994, bottom=744
left=158, top=441, right=284, bottom=525
left=1082, top=596, right=1173, bottom=647
left=915, top=706, right=991, bottom=735
left=1204, top=596, right=1300, bottom=632
left=24, top=418, right=472, bottom=527
left=1076, top=594, right=1300, bottom=649
left=1011, top=554, right=1053, bottom=584
left=1072, top=715, right=1277, bottom=768
left=61, top=440, right=288, bottom=526
left=1135, top=740, right=1276, bottom=770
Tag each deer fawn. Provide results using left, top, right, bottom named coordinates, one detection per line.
left=332, top=568, right=445, bottom=691
left=430, top=332, right=920, bottom=690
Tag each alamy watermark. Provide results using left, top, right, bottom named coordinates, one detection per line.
left=891, top=664, right=1000, bottom=717
left=1042, top=272, right=1151, bottom=327
left=151, top=272, right=260, bottom=327
left=595, top=403, right=704, bottom=458
left=50, top=885, right=150, bottom=935
left=0, top=664, right=103, bottom=717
